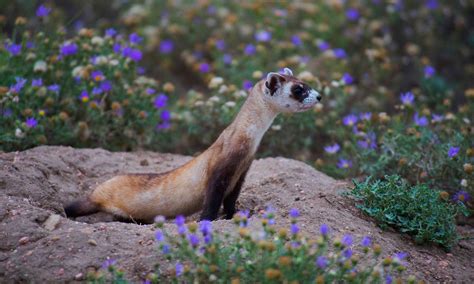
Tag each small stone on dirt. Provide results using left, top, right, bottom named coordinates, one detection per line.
left=140, top=159, right=149, bottom=166
left=43, top=214, right=61, bottom=231
left=18, top=237, right=29, bottom=245
left=87, top=239, right=97, bottom=246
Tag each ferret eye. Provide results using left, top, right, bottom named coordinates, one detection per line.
left=293, top=86, right=303, bottom=96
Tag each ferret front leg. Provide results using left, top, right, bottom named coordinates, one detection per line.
left=223, top=168, right=249, bottom=219
left=200, top=171, right=232, bottom=221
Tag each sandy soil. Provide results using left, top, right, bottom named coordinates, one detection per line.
left=0, top=146, right=473, bottom=282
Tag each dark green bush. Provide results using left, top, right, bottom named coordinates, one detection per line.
left=349, top=175, right=469, bottom=250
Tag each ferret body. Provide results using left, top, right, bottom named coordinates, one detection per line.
left=65, top=68, right=321, bottom=222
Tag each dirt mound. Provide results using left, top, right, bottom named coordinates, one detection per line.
left=0, top=146, right=473, bottom=282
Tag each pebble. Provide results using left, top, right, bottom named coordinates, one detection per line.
left=87, top=239, right=97, bottom=246
left=74, top=273, right=83, bottom=280
left=18, top=237, right=29, bottom=245
left=140, top=159, right=149, bottom=166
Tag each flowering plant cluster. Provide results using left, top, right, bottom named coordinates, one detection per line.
left=0, top=7, right=172, bottom=151
left=350, top=175, right=469, bottom=250
left=90, top=209, right=417, bottom=283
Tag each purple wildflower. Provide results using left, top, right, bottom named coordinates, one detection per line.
left=122, top=47, right=142, bottom=61
left=425, top=0, right=438, bottom=10
left=215, top=39, right=225, bottom=51
left=146, top=88, right=156, bottom=95
left=91, top=70, right=105, bottom=82
left=361, top=236, right=371, bottom=247
left=289, top=208, right=300, bottom=218
left=386, top=275, right=393, bottom=284
left=343, top=114, right=358, bottom=126
left=244, top=44, right=256, bottom=56
left=5, top=43, right=21, bottom=56
left=448, top=146, right=459, bottom=158
left=452, top=190, right=470, bottom=203
left=255, top=30, right=272, bottom=42
left=9, top=77, right=27, bottom=93
left=333, top=48, right=347, bottom=59
left=346, top=8, right=360, bottom=21
left=342, top=234, right=353, bottom=246
left=413, top=113, right=428, bottom=127
left=290, top=224, right=299, bottom=235
left=424, top=65, right=435, bottom=77
left=175, top=262, right=184, bottom=277
left=199, top=63, right=211, bottom=73
left=342, top=73, right=354, bottom=85
left=105, top=28, right=117, bottom=37
left=113, top=43, right=122, bottom=53
left=99, top=80, right=112, bottom=93
left=36, top=4, right=51, bottom=17
left=188, top=234, right=199, bottom=247
left=60, top=42, right=78, bottom=56
left=161, top=110, right=171, bottom=121
left=137, top=67, right=145, bottom=75
left=101, top=259, right=117, bottom=270
left=162, top=244, right=170, bottom=254
left=154, top=215, right=165, bottom=224
left=337, top=158, right=352, bottom=169
left=318, top=41, right=330, bottom=51
left=159, top=40, right=174, bottom=54
left=177, top=225, right=187, bottom=235
left=157, top=121, right=171, bottom=130
left=100, top=81, right=112, bottom=92
left=199, top=220, right=212, bottom=235
left=79, top=90, right=89, bottom=102
left=48, top=84, right=60, bottom=94
left=400, top=92, right=414, bottom=105
left=155, top=230, right=164, bottom=242
left=223, top=54, right=232, bottom=65
left=175, top=215, right=185, bottom=227
left=26, top=41, right=35, bottom=49
left=431, top=114, right=444, bottom=122
left=394, top=252, right=407, bottom=261
left=343, top=248, right=353, bottom=258
left=31, top=78, right=43, bottom=87
left=324, top=143, right=340, bottom=154
left=25, top=117, right=38, bottom=128
left=291, top=35, right=302, bottom=47
left=154, top=94, right=168, bottom=109
left=243, top=80, right=253, bottom=90
left=316, top=256, right=328, bottom=269
left=204, top=235, right=212, bottom=244
left=92, top=87, right=103, bottom=95
left=360, top=112, right=372, bottom=121
left=320, top=224, right=329, bottom=236
left=129, top=33, right=143, bottom=44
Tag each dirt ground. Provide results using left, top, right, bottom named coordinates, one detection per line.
left=0, top=146, right=473, bottom=283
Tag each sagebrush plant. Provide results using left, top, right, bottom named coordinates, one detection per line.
left=0, top=10, right=172, bottom=151
left=88, top=209, right=417, bottom=284
left=349, top=175, right=469, bottom=250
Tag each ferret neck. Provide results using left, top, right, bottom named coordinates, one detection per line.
left=229, top=81, right=279, bottom=151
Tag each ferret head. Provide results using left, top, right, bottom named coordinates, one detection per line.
left=262, top=68, right=321, bottom=113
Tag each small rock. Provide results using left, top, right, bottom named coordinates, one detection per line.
left=87, top=239, right=97, bottom=246
left=140, top=159, right=149, bottom=166
left=43, top=214, right=61, bottom=231
left=294, top=197, right=300, bottom=201
left=74, top=273, right=83, bottom=280
left=51, top=236, right=60, bottom=241
left=18, top=237, right=29, bottom=245
left=57, top=268, right=64, bottom=276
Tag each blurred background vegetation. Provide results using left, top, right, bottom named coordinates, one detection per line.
left=0, top=0, right=472, bottom=206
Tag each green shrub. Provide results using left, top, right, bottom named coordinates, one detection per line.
left=89, top=210, right=417, bottom=283
left=349, top=175, right=469, bottom=250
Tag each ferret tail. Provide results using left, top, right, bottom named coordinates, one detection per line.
left=64, top=196, right=100, bottom=218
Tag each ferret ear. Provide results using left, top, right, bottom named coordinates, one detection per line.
left=283, top=67, right=293, bottom=76
left=265, top=72, right=286, bottom=96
